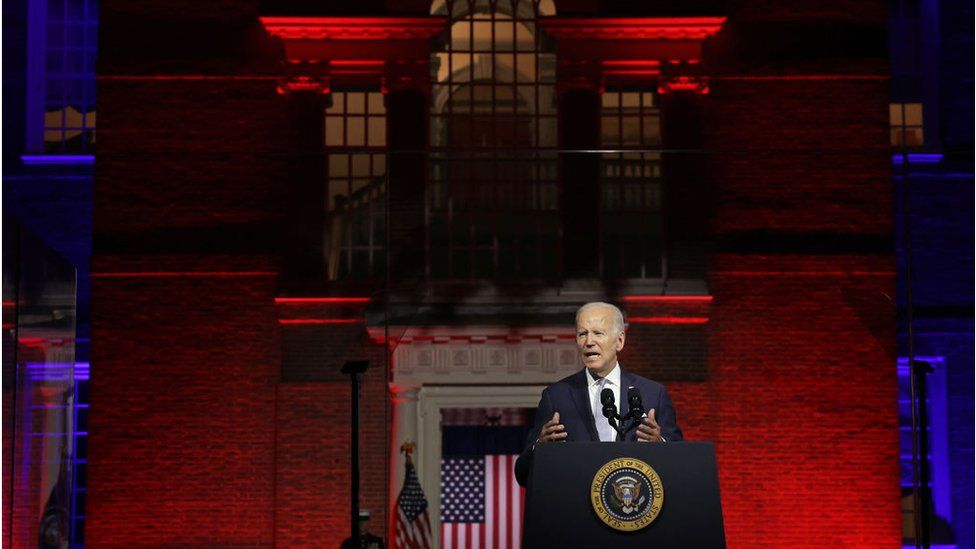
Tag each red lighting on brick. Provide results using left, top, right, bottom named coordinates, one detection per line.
left=276, top=75, right=330, bottom=95
left=278, top=318, right=363, bottom=325
left=275, top=297, right=372, bottom=304
left=330, top=60, right=385, bottom=67
left=538, top=17, right=726, bottom=41
left=627, top=317, right=710, bottom=324
left=91, top=271, right=277, bottom=278
left=16, top=337, right=52, bottom=346
left=622, top=295, right=713, bottom=303
left=602, top=60, right=662, bottom=67
left=658, top=75, right=710, bottom=95
left=601, top=60, right=662, bottom=77
left=716, top=270, right=895, bottom=277
left=260, top=17, right=447, bottom=41
left=328, top=60, right=387, bottom=77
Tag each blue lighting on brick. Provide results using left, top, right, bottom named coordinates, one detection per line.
left=21, top=154, right=95, bottom=165
left=892, top=153, right=944, bottom=165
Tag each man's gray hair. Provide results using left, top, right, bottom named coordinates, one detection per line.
left=575, top=302, right=626, bottom=335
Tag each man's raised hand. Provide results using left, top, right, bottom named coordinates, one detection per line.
left=636, top=408, right=663, bottom=442
left=537, top=411, right=567, bottom=443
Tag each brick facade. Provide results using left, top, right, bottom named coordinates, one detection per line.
left=84, top=0, right=904, bottom=547
left=87, top=273, right=280, bottom=546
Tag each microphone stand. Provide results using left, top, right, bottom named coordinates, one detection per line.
left=601, top=388, right=650, bottom=439
left=603, top=406, right=647, bottom=439
left=602, top=406, right=625, bottom=440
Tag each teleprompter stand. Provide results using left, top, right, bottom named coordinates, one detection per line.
left=522, top=442, right=726, bottom=549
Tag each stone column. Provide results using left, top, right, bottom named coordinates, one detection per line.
left=388, top=382, right=421, bottom=527
left=385, top=72, right=429, bottom=287
left=280, top=69, right=330, bottom=292
left=659, top=66, right=710, bottom=280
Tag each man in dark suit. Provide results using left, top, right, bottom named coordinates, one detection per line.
left=514, top=302, right=683, bottom=486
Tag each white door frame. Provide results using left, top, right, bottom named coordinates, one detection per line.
left=416, top=385, right=546, bottom=548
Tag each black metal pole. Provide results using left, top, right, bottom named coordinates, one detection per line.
left=342, top=361, right=369, bottom=547
left=903, top=159, right=924, bottom=549
left=890, top=1, right=925, bottom=545
left=914, top=359, right=934, bottom=548
left=351, top=371, right=360, bottom=546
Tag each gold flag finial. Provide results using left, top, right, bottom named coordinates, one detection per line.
left=400, top=441, right=416, bottom=464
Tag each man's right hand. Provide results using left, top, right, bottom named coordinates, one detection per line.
left=536, top=412, right=567, bottom=443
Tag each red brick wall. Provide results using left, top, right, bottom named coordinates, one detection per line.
left=95, top=80, right=290, bottom=235
left=619, top=261, right=899, bottom=547
left=705, top=79, right=891, bottom=235
left=88, top=272, right=390, bottom=548
left=87, top=2, right=899, bottom=548
left=702, top=59, right=897, bottom=544
left=712, top=263, right=897, bottom=546
left=87, top=272, right=280, bottom=547
left=617, top=59, right=899, bottom=545
left=275, top=383, right=352, bottom=546
left=274, top=326, right=389, bottom=546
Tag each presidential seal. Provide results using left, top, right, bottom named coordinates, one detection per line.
left=590, top=457, right=664, bottom=532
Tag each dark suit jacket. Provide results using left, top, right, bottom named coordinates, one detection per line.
left=514, top=367, right=683, bottom=486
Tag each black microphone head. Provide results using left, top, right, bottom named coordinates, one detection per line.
left=601, top=387, right=617, bottom=419
left=627, top=386, right=644, bottom=415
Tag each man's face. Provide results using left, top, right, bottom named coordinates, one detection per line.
left=576, top=306, right=625, bottom=377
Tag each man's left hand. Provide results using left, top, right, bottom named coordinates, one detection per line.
left=636, top=408, right=663, bottom=442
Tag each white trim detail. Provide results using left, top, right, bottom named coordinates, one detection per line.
left=416, top=385, right=546, bottom=549
left=391, top=335, right=579, bottom=386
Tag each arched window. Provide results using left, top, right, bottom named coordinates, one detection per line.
left=428, top=0, right=559, bottom=279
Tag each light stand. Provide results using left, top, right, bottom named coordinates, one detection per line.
left=341, top=360, right=369, bottom=547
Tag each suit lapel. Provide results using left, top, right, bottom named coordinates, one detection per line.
left=571, top=369, right=600, bottom=442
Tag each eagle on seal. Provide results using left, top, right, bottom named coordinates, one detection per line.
left=611, top=476, right=644, bottom=514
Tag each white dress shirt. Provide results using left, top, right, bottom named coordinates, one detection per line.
left=588, top=363, right=621, bottom=442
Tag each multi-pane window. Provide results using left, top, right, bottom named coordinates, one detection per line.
left=428, top=0, right=559, bottom=280
left=599, top=91, right=664, bottom=279
left=37, top=0, right=98, bottom=153
left=325, top=92, right=387, bottom=280
left=890, top=103, right=924, bottom=148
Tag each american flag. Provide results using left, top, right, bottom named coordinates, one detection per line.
left=395, top=458, right=433, bottom=549
left=439, top=411, right=529, bottom=549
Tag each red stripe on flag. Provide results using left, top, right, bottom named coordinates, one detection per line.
left=519, top=477, right=526, bottom=545
left=485, top=457, right=494, bottom=549
left=480, top=508, right=487, bottom=549
left=494, top=455, right=503, bottom=549
left=504, top=455, right=510, bottom=549
left=441, top=454, right=524, bottom=549
left=510, top=455, right=518, bottom=549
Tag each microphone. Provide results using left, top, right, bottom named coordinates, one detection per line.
left=601, top=388, right=617, bottom=419
left=627, top=386, right=645, bottom=420
left=600, top=387, right=620, bottom=439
